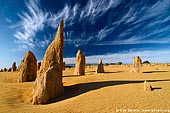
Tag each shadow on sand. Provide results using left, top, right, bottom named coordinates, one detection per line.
left=63, top=75, right=86, bottom=78
left=63, top=71, right=124, bottom=77
left=50, top=79, right=170, bottom=103
left=143, top=70, right=169, bottom=73
left=103, top=71, right=124, bottom=74
left=152, top=87, right=162, bottom=91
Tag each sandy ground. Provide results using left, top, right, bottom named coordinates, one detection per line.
left=0, top=64, right=170, bottom=113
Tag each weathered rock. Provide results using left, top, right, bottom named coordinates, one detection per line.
left=18, top=65, right=21, bottom=71
left=8, top=68, right=12, bottom=72
left=37, top=62, right=41, bottom=71
left=144, top=80, right=152, bottom=91
left=0, top=69, right=3, bottom=72
left=96, top=59, right=104, bottom=73
left=4, top=68, right=7, bottom=72
left=62, top=62, right=65, bottom=70
left=30, top=20, right=64, bottom=105
left=19, top=51, right=37, bottom=82
left=74, top=50, right=85, bottom=75
left=129, top=56, right=142, bottom=73
left=12, top=62, right=17, bottom=72
left=31, top=66, right=60, bottom=104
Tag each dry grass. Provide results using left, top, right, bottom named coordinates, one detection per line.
left=0, top=64, right=170, bottom=113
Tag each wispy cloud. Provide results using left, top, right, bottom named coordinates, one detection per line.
left=35, top=34, right=52, bottom=48
left=12, top=0, right=122, bottom=49
left=12, top=0, right=76, bottom=50
left=96, top=0, right=170, bottom=46
left=11, top=0, right=170, bottom=50
left=78, top=0, right=170, bottom=46
left=95, top=36, right=170, bottom=46
left=13, top=0, right=48, bottom=50
left=5, top=18, right=12, bottom=23
left=134, top=0, right=170, bottom=24
left=79, top=0, right=121, bottom=23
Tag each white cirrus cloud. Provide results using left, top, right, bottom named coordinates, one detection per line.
left=103, top=0, right=170, bottom=46
left=5, top=18, right=12, bottom=23
left=11, top=0, right=170, bottom=50
left=11, top=0, right=122, bottom=50
left=12, top=0, right=76, bottom=50
left=79, top=0, right=121, bottom=23
left=13, top=0, right=48, bottom=50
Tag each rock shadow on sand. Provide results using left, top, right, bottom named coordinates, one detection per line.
left=63, top=71, right=124, bottom=77
left=152, top=87, right=162, bottom=91
left=63, top=75, right=86, bottom=77
left=103, top=71, right=124, bottom=74
left=50, top=79, right=170, bottom=104
left=143, top=70, right=169, bottom=73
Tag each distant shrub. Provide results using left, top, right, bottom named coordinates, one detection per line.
left=110, top=63, right=116, bottom=65
left=117, top=62, right=122, bottom=65
left=104, top=63, right=109, bottom=66
left=86, top=64, right=92, bottom=66
left=143, top=60, right=150, bottom=64
left=65, top=66, right=73, bottom=68
left=4, top=68, right=7, bottom=72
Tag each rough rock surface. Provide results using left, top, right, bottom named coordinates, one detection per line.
left=4, top=68, right=7, bottom=72
left=74, top=50, right=85, bottom=75
left=129, top=56, right=142, bottom=73
left=8, top=68, right=11, bottom=72
left=62, top=62, right=65, bottom=70
left=12, top=62, right=17, bottom=72
left=30, top=20, right=64, bottom=105
left=144, top=80, right=152, bottom=91
left=37, top=62, right=41, bottom=71
left=96, top=59, right=104, bottom=73
left=19, top=51, right=37, bottom=82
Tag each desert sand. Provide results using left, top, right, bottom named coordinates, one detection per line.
left=0, top=64, right=170, bottom=113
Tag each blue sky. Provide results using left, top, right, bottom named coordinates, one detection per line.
left=0, top=0, right=170, bottom=69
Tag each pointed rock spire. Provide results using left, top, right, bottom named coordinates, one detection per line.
left=96, top=59, right=104, bottom=73
left=11, top=62, right=17, bottom=72
left=74, top=50, right=86, bottom=75
left=31, top=20, right=64, bottom=105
